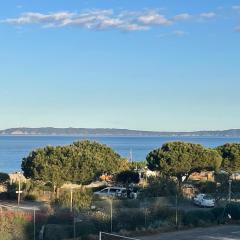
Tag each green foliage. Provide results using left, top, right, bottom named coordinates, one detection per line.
left=216, top=143, right=240, bottom=174
left=0, top=172, right=10, bottom=184
left=24, top=194, right=37, bottom=201
left=183, top=210, right=215, bottom=227
left=194, top=181, right=217, bottom=194
left=139, top=177, right=177, bottom=198
left=225, top=203, right=240, bottom=220
left=115, top=170, right=140, bottom=185
left=130, top=161, right=147, bottom=170
left=147, top=142, right=222, bottom=184
left=44, top=224, right=72, bottom=240
left=0, top=211, right=33, bottom=240
left=55, top=188, right=92, bottom=211
left=22, top=140, right=129, bottom=187
left=6, top=183, right=18, bottom=199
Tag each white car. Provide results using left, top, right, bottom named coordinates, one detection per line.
left=94, top=187, right=127, bottom=198
left=193, top=194, right=215, bottom=207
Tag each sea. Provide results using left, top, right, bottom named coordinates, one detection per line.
left=0, top=135, right=240, bottom=173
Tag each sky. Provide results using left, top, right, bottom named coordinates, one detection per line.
left=0, top=0, right=240, bottom=132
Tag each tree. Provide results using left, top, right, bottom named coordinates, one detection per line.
left=116, top=170, right=140, bottom=185
left=22, top=140, right=129, bottom=187
left=0, top=172, right=10, bottom=184
left=146, top=142, right=222, bottom=185
left=216, top=143, right=240, bottom=174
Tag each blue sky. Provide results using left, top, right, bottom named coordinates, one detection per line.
left=0, top=0, right=240, bottom=131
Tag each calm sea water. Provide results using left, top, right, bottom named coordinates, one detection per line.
left=0, top=135, right=240, bottom=173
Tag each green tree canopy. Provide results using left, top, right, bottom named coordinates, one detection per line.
left=0, top=172, right=10, bottom=184
left=115, top=170, right=140, bottom=185
left=21, top=140, right=129, bottom=187
left=216, top=143, right=240, bottom=174
left=146, top=142, right=222, bottom=184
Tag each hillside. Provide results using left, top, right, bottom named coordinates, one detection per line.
left=0, top=127, right=240, bottom=137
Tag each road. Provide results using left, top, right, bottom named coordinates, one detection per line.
left=0, top=200, right=41, bottom=211
left=140, top=225, right=240, bottom=240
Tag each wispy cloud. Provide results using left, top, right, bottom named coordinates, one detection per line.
left=173, top=30, right=188, bottom=36
left=199, top=12, right=216, bottom=19
left=172, top=13, right=192, bottom=21
left=235, top=26, right=240, bottom=32
left=0, top=9, right=218, bottom=32
left=232, top=5, right=240, bottom=11
left=159, top=30, right=188, bottom=38
left=137, top=10, right=171, bottom=25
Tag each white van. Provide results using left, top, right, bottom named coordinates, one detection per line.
left=94, top=187, right=127, bottom=198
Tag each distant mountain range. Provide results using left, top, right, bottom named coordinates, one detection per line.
left=1, top=127, right=240, bottom=137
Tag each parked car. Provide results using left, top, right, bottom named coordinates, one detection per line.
left=193, top=193, right=215, bottom=207
left=94, top=187, right=127, bottom=198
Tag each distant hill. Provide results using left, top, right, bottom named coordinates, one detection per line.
left=1, top=127, right=240, bottom=137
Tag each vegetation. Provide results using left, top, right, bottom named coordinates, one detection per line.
left=216, top=143, right=240, bottom=174
left=146, top=142, right=222, bottom=185
left=0, top=172, right=9, bottom=184
left=0, top=211, right=33, bottom=240
left=22, top=140, right=129, bottom=188
left=139, top=177, right=177, bottom=198
left=8, top=140, right=239, bottom=239
left=55, top=188, right=93, bottom=211
left=115, top=170, right=140, bottom=185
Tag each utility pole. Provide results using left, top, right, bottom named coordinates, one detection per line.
left=228, top=179, right=232, bottom=203
left=129, top=149, right=133, bottom=163
left=70, top=187, right=73, bottom=212
left=175, top=193, right=179, bottom=229
left=110, top=198, right=113, bottom=233
left=73, top=213, right=76, bottom=240
left=33, top=208, right=36, bottom=240
left=16, top=176, right=23, bottom=207
left=108, top=197, right=113, bottom=233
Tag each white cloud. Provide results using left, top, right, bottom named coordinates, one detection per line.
left=0, top=9, right=219, bottom=33
left=173, top=30, right=187, bottom=36
left=120, top=23, right=149, bottom=31
left=137, top=10, right=171, bottom=25
left=172, top=13, right=191, bottom=21
left=199, top=12, right=216, bottom=19
left=159, top=30, right=187, bottom=38
left=1, top=10, right=149, bottom=31
left=232, top=5, right=240, bottom=11
left=3, top=12, right=75, bottom=25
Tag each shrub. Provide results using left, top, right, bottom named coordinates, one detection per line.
left=195, top=181, right=217, bottom=194
left=139, top=177, right=177, bottom=198
left=0, top=211, right=33, bottom=240
left=115, top=170, right=140, bottom=185
left=25, top=194, right=37, bottom=201
left=0, top=172, right=10, bottom=184
left=44, top=224, right=72, bottom=240
left=226, top=203, right=240, bottom=220
left=183, top=210, right=215, bottom=227
left=55, top=188, right=92, bottom=211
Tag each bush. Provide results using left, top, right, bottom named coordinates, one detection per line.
left=226, top=203, right=240, bottom=220
left=24, top=194, right=37, bottom=201
left=55, top=188, right=92, bottom=211
left=0, top=211, right=33, bottom=240
left=195, top=181, right=217, bottom=194
left=44, top=224, right=72, bottom=240
left=183, top=210, right=215, bottom=227
left=139, top=177, right=177, bottom=198
left=115, top=170, right=140, bottom=185
left=6, top=183, right=18, bottom=199
left=0, top=172, right=10, bottom=184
